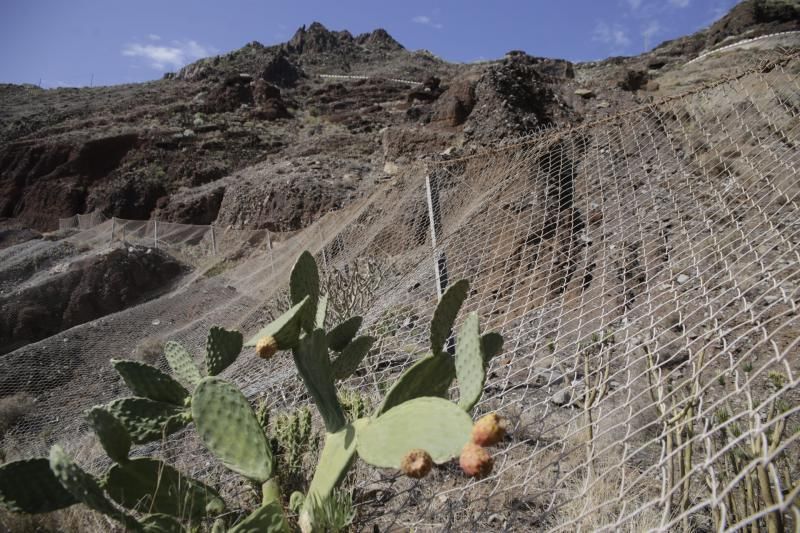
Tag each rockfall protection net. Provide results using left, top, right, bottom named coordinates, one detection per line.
left=2, top=50, right=799, bottom=531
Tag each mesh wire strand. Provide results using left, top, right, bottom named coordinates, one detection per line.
left=1, top=51, right=799, bottom=531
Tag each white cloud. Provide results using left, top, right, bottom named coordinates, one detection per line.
left=670, top=0, right=690, bottom=7
left=412, top=14, right=443, bottom=30
left=593, top=21, right=632, bottom=49
left=122, top=39, right=216, bottom=70
left=642, top=20, right=661, bottom=49
left=147, top=34, right=161, bottom=41
left=626, top=0, right=643, bottom=9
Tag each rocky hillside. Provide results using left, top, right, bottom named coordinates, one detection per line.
left=0, top=0, right=797, bottom=236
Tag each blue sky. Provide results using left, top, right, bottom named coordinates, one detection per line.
left=0, top=0, right=741, bottom=88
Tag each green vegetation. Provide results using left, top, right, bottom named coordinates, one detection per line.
left=0, top=251, right=504, bottom=532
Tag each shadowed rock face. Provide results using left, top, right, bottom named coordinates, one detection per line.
left=0, top=247, right=184, bottom=355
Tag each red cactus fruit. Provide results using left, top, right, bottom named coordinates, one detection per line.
left=471, top=413, right=509, bottom=447
left=459, top=442, right=494, bottom=478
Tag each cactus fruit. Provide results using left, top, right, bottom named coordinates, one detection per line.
left=85, top=407, right=131, bottom=463
left=455, top=312, right=485, bottom=412
left=192, top=377, right=274, bottom=483
left=0, top=458, right=77, bottom=513
left=430, top=279, right=469, bottom=355
left=206, top=326, right=244, bottom=376
left=459, top=443, right=494, bottom=478
left=246, top=296, right=309, bottom=349
left=256, top=336, right=279, bottom=359
left=103, top=458, right=225, bottom=519
left=400, top=449, right=433, bottom=479
left=358, top=397, right=472, bottom=467
left=471, top=413, right=508, bottom=447
left=164, top=341, right=203, bottom=388
left=111, top=359, right=189, bottom=405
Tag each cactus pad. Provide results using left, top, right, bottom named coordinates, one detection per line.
left=164, top=341, right=202, bottom=388
left=111, top=359, right=189, bottom=405
left=205, top=326, right=244, bottom=376
left=481, top=332, right=504, bottom=365
left=140, top=514, right=183, bottom=533
left=106, top=397, right=190, bottom=444
left=49, top=446, right=138, bottom=528
left=327, top=316, right=363, bottom=351
left=430, top=279, right=469, bottom=355
left=290, top=251, right=320, bottom=333
left=192, top=377, right=273, bottom=482
left=0, top=458, right=77, bottom=513
left=304, top=419, right=366, bottom=510
left=376, top=353, right=455, bottom=415
left=293, top=329, right=346, bottom=432
left=104, top=458, right=224, bottom=519
left=245, top=296, right=309, bottom=349
left=357, top=397, right=472, bottom=467
left=229, top=502, right=289, bottom=533
left=86, top=407, right=131, bottom=463
left=331, top=336, right=376, bottom=380
left=316, top=293, right=328, bottom=329
left=455, top=313, right=485, bottom=412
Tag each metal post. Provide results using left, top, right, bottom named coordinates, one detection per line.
left=317, top=224, right=328, bottom=273
left=425, top=173, right=453, bottom=354
left=266, top=230, right=274, bottom=276
left=153, top=218, right=158, bottom=250
left=109, top=217, right=115, bottom=245
left=210, top=225, right=217, bottom=255
left=425, top=174, right=449, bottom=299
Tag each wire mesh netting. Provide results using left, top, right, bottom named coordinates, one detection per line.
left=1, top=51, right=799, bottom=531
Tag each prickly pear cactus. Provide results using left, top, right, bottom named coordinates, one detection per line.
left=85, top=407, right=131, bottom=463
left=376, top=352, right=455, bottom=415
left=292, top=329, right=346, bottom=433
left=192, top=377, right=274, bottom=482
left=304, top=419, right=366, bottom=511
left=112, top=359, right=189, bottom=405
left=103, top=458, right=224, bottom=519
left=290, top=251, right=320, bottom=333
left=316, top=293, right=329, bottom=329
left=327, top=316, right=363, bottom=351
left=481, top=332, right=504, bottom=365
left=105, top=397, right=190, bottom=444
left=0, top=458, right=77, bottom=513
left=205, top=326, right=244, bottom=376
left=229, top=502, right=289, bottom=533
left=331, top=335, right=376, bottom=380
left=429, top=279, right=469, bottom=355
left=245, top=296, right=309, bottom=350
left=357, top=397, right=473, bottom=467
left=454, top=312, right=485, bottom=412
left=49, top=446, right=139, bottom=529
left=164, top=340, right=203, bottom=388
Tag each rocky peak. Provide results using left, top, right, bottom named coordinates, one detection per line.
left=287, top=21, right=352, bottom=54
left=355, top=28, right=404, bottom=51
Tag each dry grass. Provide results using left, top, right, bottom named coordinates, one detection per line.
left=0, top=393, right=35, bottom=436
